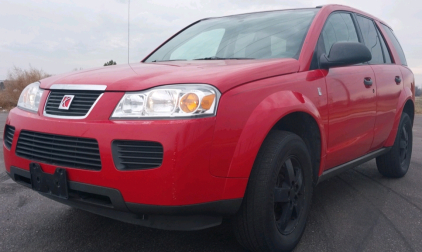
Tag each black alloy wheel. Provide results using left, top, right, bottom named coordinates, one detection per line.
left=274, top=157, right=305, bottom=235
left=399, top=123, right=410, bottom=166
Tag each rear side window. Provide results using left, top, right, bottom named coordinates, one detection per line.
left=381, top=24, right=407, bottom=65
left=321, top=13, right=359, bottom=54
left=356, top=15, right=383, bottom=64
left=376, top=26, right=392, bottom=64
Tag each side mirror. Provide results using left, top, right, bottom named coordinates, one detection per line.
left=320, top=42, right=372, bottom=69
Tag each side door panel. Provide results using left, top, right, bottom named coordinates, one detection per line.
left=317, top=12, right=377, bottom=169
left=375, top=22, right=414, bottom=148
left=325, top=66, right=376, bottom=168
left=354, top=15, right=404, bottom=150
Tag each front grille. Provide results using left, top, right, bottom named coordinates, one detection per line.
left=112, top=140, right=164, bottom=170
left=3, top=125, right=15, bottom=149
left=16, top=130, right=102, bottom=170
left=45, top=90, right=103, bottom=117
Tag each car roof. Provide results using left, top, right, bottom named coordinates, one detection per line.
left=320, top=4, right=391, bottom=29
left=201, top=4, right=392, bottom=30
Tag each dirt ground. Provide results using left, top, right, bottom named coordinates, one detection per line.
left=416, top=96, right=422, bottom=114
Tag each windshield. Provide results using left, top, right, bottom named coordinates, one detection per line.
left=144, top=9, right=318, bottom=62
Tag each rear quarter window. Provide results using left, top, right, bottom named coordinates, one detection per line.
left=381, top=24, right=407, bottom=65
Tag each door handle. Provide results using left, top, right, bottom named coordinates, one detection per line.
left=395, top=76, right=402, bottom=84
left=364, top=77, right=373, bottom=86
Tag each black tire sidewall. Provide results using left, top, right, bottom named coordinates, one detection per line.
left=395, top=113, right=413, bottom=175
left=377, top=112, right=413, bottom=178
left=260, top=134, right=313, bottom=251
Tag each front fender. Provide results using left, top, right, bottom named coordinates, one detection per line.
left=227, top=91, right=326, bottom=178
left=209, top=71, right=328, bottom=179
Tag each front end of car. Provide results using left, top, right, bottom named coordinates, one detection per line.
left=3, top=81, right=243, bottom=230
left=3, top=7, right=319, bottom=235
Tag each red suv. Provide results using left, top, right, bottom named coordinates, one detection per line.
left=3, top=4, right=415, bottom=252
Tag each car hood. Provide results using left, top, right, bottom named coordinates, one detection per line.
left=40, top=58, right=299, bottom=93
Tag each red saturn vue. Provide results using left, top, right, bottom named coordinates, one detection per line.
left=3, top=4, right=414, bottom=252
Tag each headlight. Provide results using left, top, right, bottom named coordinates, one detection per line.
left=111, top=84, right=220, bottom=119
left=17, top=82, right=44, bottom=112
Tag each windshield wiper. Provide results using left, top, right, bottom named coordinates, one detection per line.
left=151, top=59, right=187, bottom=62
left=193, top=57, right=255, bottom=60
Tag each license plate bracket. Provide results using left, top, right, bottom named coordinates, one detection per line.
left=30, top=163, right=69, bottom=199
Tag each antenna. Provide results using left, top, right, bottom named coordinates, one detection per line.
left=128, top=0, right=130, bottom=64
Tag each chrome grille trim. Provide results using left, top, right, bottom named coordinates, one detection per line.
left=43, top=91, right=103, bottom=119
left=50, top=84, right=107, bottom=91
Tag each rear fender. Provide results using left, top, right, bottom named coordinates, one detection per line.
left=384, top=86, right=413, bottom=146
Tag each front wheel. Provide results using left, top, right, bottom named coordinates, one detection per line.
left=233, top=131, right=313, bottom=252
left=376, top=112, right=413, bottom=178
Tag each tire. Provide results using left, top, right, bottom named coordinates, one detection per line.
left=233, top=131, right=313, bottom=252
left=376, top=112, right=413, bottom=178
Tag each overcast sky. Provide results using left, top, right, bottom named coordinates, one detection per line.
left=1, top=0, right=421, bottom=86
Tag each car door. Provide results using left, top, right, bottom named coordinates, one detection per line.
left=316, top=12, right=377, bottom=169
left=357, top=18, right=404, bottom=151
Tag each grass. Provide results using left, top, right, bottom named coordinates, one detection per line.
left=416, top=96, right=422, bottom=114
left=0, top=66, right=50, bottom=111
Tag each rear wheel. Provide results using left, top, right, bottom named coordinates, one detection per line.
left=376, top=112, right=413, bottom=178
left=233, top=131, right=313, bottom=252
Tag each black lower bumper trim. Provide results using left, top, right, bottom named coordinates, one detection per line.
left=8, top=166, right=242, bottom=231
left=126, top=199, right=242, bottom=216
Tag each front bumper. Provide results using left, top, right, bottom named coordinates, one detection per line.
left=7, top=166, right=241, bottom=230
left=3, top=100, right=247, bottom=225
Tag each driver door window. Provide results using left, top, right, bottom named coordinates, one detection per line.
left=321, top=13, right=359, bottom=54
left=310, top=13, right=359, bottom=69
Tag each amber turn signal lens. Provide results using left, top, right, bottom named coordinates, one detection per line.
left=200, top=94, right=215, bottom=110
left=180, top=93, right=199, bottom=113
